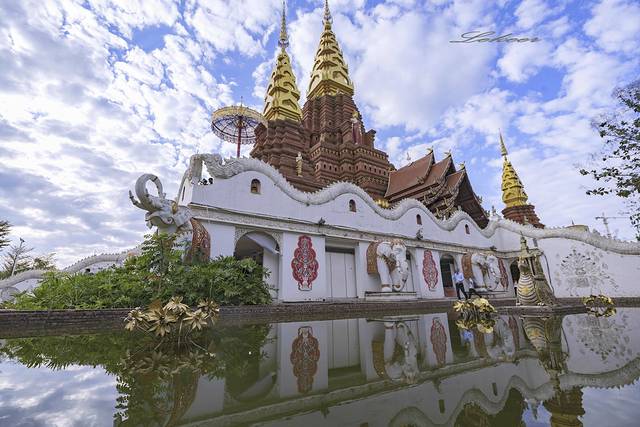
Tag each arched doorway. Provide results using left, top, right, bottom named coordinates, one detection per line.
left=509, top=260, right=520, bottom=296
left=234, top=232, right=280, bottom=299
left=509, top=260, right=520, bottom=292
left=440, top=254, right=456, bottom=297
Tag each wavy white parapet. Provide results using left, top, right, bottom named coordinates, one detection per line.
left=0, top=248, right=138, bottom=290
left=186, top=153, right=640, bottom=255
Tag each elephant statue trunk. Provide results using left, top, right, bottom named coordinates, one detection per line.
left=130, top=174, right=210, bottom=263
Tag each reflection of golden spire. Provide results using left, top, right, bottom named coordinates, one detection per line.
left=500, top=132, right=529, bottom=208
left=263, top=1, right=302, bottom=122
left=307, top=0, right=354, bottom=99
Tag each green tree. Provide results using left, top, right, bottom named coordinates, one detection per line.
left=31, top=253, right=56, bottom=271
left=1, top=239, right=33, bottom=278
left=0, top=220, right=10, bottom=252
left=581, top=80, right=640, bottom=239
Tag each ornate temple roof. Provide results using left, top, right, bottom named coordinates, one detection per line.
left=307, top=0, right=354, bottom=99
left=385, top=151, right=488, bottom=227
left=384, top=151, right=434, bottom=196
left=500, top=132, right=529, bottom=208
left=263, top=3, right=303, bottom=122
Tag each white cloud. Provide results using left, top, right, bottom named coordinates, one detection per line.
left=286, top=2, right=499, bottom=132
left=514, top=0, right=561, bottom=30
left=184, top=0, right=281, bottom=57
left=497, top=40, right=553, bottom=83
left=584, top=0, right=640, bottom=54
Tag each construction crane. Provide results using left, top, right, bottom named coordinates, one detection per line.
left=595, top=213, right=630, bottom=239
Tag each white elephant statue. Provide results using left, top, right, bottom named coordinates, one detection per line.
left=462, top=252, right=503, bottom=290
left=484, top=254, right=504, bottom=290
left=129, top=174, right=210, bottom=263
left=367, top=240, right=409, bottom=292
left=383, top=321, right=419, bottom=383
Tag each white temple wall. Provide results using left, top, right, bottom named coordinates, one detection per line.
left=263, top=250, right=280, bottom=300
left=280, top=232, right=327, bottom=302
left=202, top=222, right=235, bottom=259
left=355, top=242, right=378, bottom=298
left=538, top=238, right=639, bottom=297
left=14, top=278, right=40, bottom=294
left=190, top=171, right=499, bottom=251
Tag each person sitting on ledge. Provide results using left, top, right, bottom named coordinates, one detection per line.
left=454, top=269, right=468, bottom=300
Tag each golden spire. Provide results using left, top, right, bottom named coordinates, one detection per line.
left=307, top=0, right=354, bottom=99
left=263, top=1, right=302, bottom=122
left=500, top=132, right=529, bottom=208
left=279, top=1, right=289, bottom=50
left=499, top=130, right=508, bottom=156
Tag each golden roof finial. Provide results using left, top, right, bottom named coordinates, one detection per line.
left=499, top=129, right=508, bottom=156
left=279, top=0, right=289, bottom=51
left=500, top=132, right=529, bottom=208
left=324, top=0, right=332, bottom=27
left=307, top=0, right=354, bottom=99
left=263, top=1, right=302, bottom=122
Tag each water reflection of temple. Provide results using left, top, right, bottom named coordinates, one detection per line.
left=154, top=308, right=640, bottom=426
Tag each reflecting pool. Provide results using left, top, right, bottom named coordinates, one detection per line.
left=2, top=309, right=640, bottom=426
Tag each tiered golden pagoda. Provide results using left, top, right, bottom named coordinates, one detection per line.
left=498, top=132, right=544, bottom=227
left=500, top=132, right=529, bottom=208
left=263, top=2, right=303, bottom=122
left=307, top=0, right=354, bottom=99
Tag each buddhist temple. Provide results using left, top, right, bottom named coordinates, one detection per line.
left=252, top=0, right=489, bottom=227
left=499, top=133, right=544, bottom=228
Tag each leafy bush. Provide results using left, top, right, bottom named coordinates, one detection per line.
left=2, top=234, right=272, bottom=310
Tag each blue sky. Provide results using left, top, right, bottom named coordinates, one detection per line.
left=0, top=0, right=639, bottom=265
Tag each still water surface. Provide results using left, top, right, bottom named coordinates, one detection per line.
left=1, top=309, right=640, bottom=426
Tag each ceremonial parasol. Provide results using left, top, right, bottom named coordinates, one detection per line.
left=210, top=104, right=266, bottom=157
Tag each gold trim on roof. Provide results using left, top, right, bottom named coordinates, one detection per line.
left=263, top=1, right=302, bottom=122
left=307, top=0, right=354, bottom=99
left=500, top=132, right=529, bottom=208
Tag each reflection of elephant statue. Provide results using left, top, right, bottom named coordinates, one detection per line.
left=383, top=321, right=419, bottom=383
left=462, top=252, right=502, bottom=290
left=129, top=174, right=210, bottom=263
left=367, top=240, right=409, bottom=292
left=485, top=318, right=516, bottom=359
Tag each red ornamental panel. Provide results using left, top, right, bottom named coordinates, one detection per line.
left=498, top=258, right=509, bottom=290
left=422, top=250, right=439, bottom=292
left=430, top=318, right=447, bottom=366
left=290, top=326, right=320, bottom=393
left=291, top=235, right=319, bottom=291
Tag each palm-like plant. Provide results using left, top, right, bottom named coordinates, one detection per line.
left=164, top=296, right=189, bottom=315
left=125, top=297, right=219, bottom=338
left=183, top=309, right=209, bottom=331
